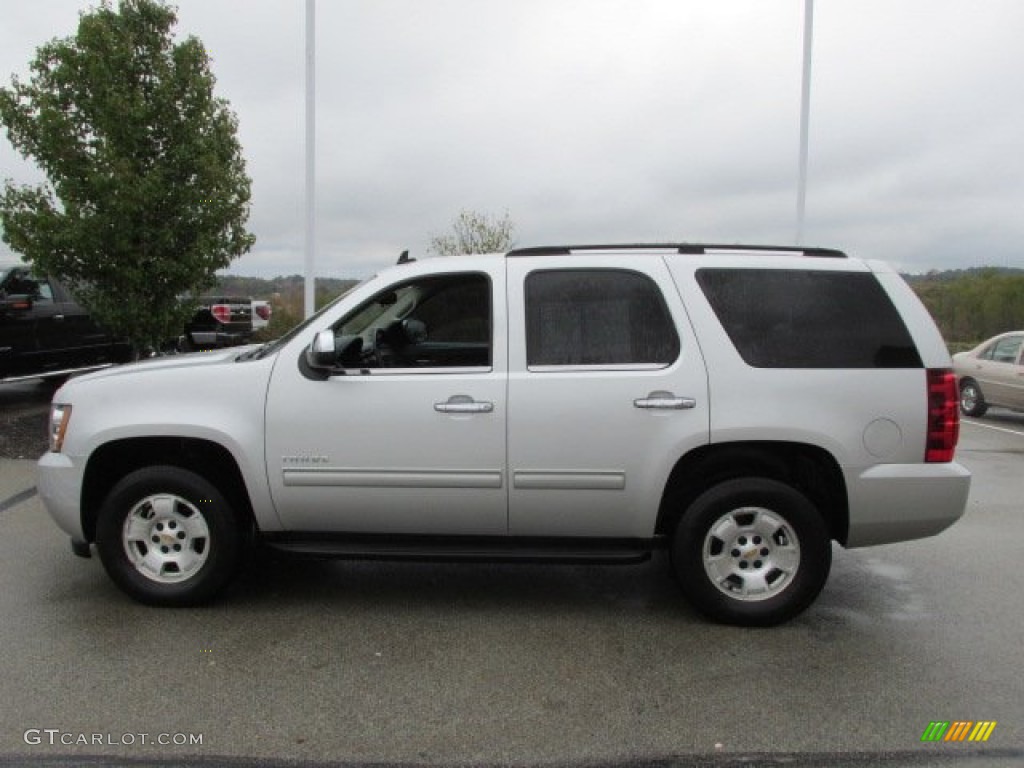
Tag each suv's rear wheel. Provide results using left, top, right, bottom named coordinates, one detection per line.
left=671, top=478, right=831, bottom=626
left=96, top=466, right=247, bottom=606
left=958, top=379, right=988, bottom=417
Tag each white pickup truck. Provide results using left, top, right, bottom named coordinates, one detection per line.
left=37, top=244, right=971, bottom=625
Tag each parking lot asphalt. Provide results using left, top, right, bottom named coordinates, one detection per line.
left=0, top=412, right=1022, bottom=767
left=0, top=461, right=36, bottom=513
left=0, top=380, right=51, bottom=459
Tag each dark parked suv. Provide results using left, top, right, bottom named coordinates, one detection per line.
left=0, top=262, right=132, bottom=383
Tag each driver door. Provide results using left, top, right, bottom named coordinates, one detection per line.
left=265, top=265, right=508, bottom=535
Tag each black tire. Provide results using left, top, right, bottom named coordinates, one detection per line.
left=95, top=466, right=248, bottom=606
left=958, top=379, right=988, bottom=417
left=670, top=477, right=831, bottom=627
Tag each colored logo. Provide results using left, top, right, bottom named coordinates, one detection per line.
left=921, top=721, right=997, bottom=743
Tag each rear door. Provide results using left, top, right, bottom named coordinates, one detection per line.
left=506, top=253, right=709, bottom=538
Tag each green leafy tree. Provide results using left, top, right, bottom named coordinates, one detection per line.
left=0, top=0, right=255, bottom=354
left=428, top=209, right=516, bottom=257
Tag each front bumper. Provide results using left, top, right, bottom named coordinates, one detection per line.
left=36, top=451, right=87, bottom=540
left=845, top=461, right=971, bottom=547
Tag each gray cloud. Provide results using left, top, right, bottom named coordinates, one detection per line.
left=2, top=0, right=1022, bottom=278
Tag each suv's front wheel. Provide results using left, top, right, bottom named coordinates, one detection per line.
left=96, top=466, right=248, bottom=606
left=671, top=478, right=831, bottom=626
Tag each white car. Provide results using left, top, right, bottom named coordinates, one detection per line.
left=37, top=244, right=970, bottom=625
left=953, top=331, right=1024, bottom=416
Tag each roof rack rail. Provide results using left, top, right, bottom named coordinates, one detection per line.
left=677, top=243, right=847, bottom=258
left=506, top=243, right=847, bottom=259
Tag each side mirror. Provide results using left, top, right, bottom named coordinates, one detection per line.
left=305, top=330, right=337, bottom=370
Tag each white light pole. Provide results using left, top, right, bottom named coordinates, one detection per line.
left=304, top=0, right=316, bottom=318
left=796, top=0, right=813, bottom=245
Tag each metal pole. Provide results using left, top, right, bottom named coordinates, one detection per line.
left=796, top=0, right=813, bottom=245
left=304, top=0, right=316, bottom=318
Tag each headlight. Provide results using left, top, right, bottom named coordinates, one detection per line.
left=49, top=404, right=72, bottom=453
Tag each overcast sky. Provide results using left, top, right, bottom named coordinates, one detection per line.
left=2, top=1, right=1023, bottom=278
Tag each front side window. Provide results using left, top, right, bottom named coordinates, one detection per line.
left=334, top=273, right=491, bottom=369
left=525, top=269, right=679, bottom=368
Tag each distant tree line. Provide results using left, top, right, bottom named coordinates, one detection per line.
left=214, top=274, right=357, bottom=302
left=907, top=268, right=1024, bottom=344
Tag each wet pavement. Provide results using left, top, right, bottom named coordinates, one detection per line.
left=0, top=379, right=51, bottom=459
left=0, top=412, right=1021, bottom=766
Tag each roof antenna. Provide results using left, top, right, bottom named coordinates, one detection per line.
left=397, top=250, right=415, bottom=265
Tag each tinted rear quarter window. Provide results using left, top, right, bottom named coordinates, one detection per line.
left=526, top=269, right=679, bottom=367
left=696, top=268, right=922, bottom=369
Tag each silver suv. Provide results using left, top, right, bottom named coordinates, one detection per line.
left=37, top=244, right=970, bottom=625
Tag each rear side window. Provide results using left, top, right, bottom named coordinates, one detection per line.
left=979, top=336, right=1023, bottom=364
left=526, top=269, right=679, bottom=367
left=4, top=271, right=53, bottom=301
left=696, top=269, right=922, bottom=369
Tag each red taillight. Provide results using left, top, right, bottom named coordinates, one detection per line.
left=211, top=304, right=232, bottom=324
left=926, top=369, right=959, bottom=463
left=255, top=304, right=271, bottom=320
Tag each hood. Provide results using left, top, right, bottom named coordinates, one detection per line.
left=61, top=345, right=260, bottom=387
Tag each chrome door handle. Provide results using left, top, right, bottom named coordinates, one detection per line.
left=434, top=395, right=494, bottom=414
left=435, top=402, right=493, bottom=414
left=634, top=392, right=696, bottom=410
left=53, top=314, right=65, bottom=321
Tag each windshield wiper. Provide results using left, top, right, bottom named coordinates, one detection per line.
left=237, top=343, right=273, bottom=361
